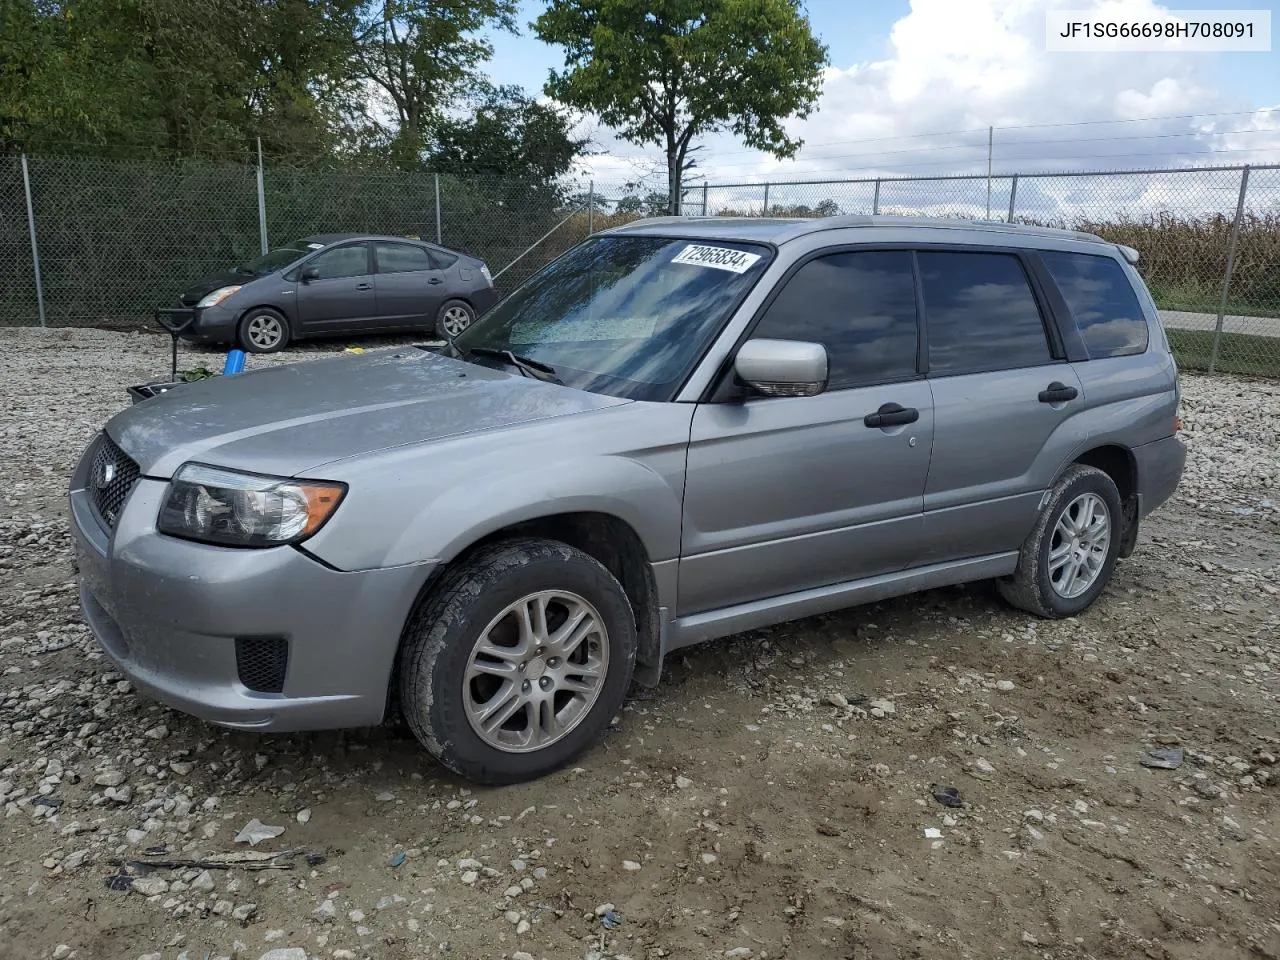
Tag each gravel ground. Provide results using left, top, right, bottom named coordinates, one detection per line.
left=1, top=327, right=1277, bottom=960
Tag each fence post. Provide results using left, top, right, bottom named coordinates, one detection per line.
left=434, top=174, right=442, bottom=244
left=20, top=155, right=46, bottom=328
left=1208, top=165, right=1250, bottom=375
left=701, top=182, right=708, bottom=216
left=872, top=179, right=881, bottom=215
left=985, top=125, right=993, bottom=219
left=762, top=182, right=770, bottom=216
left=587, top=179, right=594, bottom=235
left=255, top=137, right=268, bottom=255
left=1007, top=174, right=1018, bottom=224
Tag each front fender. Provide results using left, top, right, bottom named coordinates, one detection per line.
left=301, top=402, right=694, bottom=572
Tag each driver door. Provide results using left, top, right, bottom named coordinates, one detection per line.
left=295, top=242, right=377, bottom=334
left=679, top=250, right=934, bottom=615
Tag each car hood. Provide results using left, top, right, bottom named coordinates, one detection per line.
left=107, top=348, right=630, bottom=478
left=177, top=269, right=259, bottom=305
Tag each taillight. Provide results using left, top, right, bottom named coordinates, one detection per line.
left=479, top=263, right=492, bottom=284
left=1174, top=415, right=1181, bottom=433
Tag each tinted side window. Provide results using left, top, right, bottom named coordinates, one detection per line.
left=1040, top=251, right=1150, bottom=358
left=308, top=243, right=369, bottom=280
left=375, top=242, right=433, bottom=273
left=919, top=251, right=1052, bottom=375
left=429, top=249, right=459, bottom=269
left=752, top=251, right=919, bottom=389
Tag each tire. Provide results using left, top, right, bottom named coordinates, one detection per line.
left=398, top=538, right=637, bottom=784
left=237, top=308, right=291, bottom=353
left=997, top=464, right=1123, bottom=619
left=435, top=299, right=474, bottom=340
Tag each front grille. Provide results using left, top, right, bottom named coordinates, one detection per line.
left=235, top=637, right=289, bottom=693
left=89, top=434, right=141, bottom=529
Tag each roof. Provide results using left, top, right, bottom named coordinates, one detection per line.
left=298, top=233, right=453, bottom=248
left=604, top=215, right=1108, bottom=246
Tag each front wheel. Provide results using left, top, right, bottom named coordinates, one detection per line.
left=398, top=538, right=637, bottom=784
left=997, top=464, right=1123, bottom=618
left=237, top=308, right=291, bottom=353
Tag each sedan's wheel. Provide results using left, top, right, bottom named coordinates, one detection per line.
left=435, top=299, right=474, bottom=340
left=998, top=464, right=1123, bottom=618
left=398, top=538, right=636, bottom=784
left=237, top=309, right=290, bottom=353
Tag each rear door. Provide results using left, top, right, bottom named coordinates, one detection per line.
left=679, top=249, right=934, bottom=615
left=372, top=241, right=448, bottom=329
left=917, top=249, right=1083, bottom=564
left=295, top=242, right=376, bottom=334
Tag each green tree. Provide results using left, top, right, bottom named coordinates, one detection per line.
left=534, top=0, right=828, bottom=214
left=355, top=0, right=517, bottom=167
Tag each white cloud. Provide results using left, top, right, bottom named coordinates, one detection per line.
left=574, top=0, right=1278, bottom=219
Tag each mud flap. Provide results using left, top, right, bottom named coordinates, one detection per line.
left=631, top=608, right=668, bottom=689
left=1118, top=494, right=1140, bottom=558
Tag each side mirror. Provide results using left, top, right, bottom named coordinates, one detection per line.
left=300, top=266, right=320, bottom=283
left=734, top=339, right=827, bottom=398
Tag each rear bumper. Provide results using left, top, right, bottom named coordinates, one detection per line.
left=1134, top=434, right=1186, bottom=517
left=69, top=438, right=432, bottom=731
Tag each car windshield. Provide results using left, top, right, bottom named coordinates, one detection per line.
left=452, top=235, right=772, bottom=401
left=236, top=241, right=321, bottom=276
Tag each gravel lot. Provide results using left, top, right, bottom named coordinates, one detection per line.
left=1, top=327, right=1277, bottom=960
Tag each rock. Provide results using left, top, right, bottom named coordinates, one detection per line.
left=126, top=829, right=148, bottom=845
left=826, top=692, right=849, bottom=709
left=504, top=885, right=522, bottom=898
left=53, top=946, right=71, bottom=959
left=515, top=919, right=531, bottom=935
left=868, top=699, right=895, bottom=716
left=312, top=899, right=337, bottom=922
left=1021, top=932, right=1039, bottom=945
left=1073, top=799, right=1089, bottom=813
left=504, top=909, right=521, bottom=924
left=295, top=808, right=312, bottom=824
left=131, top=876, right=169, bottom=897
left=191, top=870, right=215, bottom=892
left=257, top=951, right=306, bottom=960
left=996, top=680, right=1016, bottom=691
left=460, top=870, right=478, bottom=885
left=457, top=857, right=482, bottom=870
left=700, top=853, right=718, bottom=865
left=375, top=791, right=395, bottom=802
left=138, top=955, right=163, bottom=960
left=972, top=758, right=996, bottom=775
left=594, top=902, right=616, bottom=917
left=231, top=903, right=258, bottom=922
left=513, top=953, right=535, bottom=960
left=1023, top=810, right=1044, bottom=822
left=95, top=770, right=126, bottom=787
left=622, top=860, right=641, bottom=871
left=143, top=724, right=168, bottom=740
left=347, top=910, right=365, bottom=923
left=674, top=775, right=693, bottom=789
left=169, top=761, right=194, bottom=776
left=725, top=949, right=753, bottom=959
left=375, top=895, right=405, bottom=911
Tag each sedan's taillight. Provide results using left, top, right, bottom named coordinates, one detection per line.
left=479, top=263, right=493, bottom=284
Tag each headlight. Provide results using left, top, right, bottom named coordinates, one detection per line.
left=196, top=285, right=242, bottom=308
left=158, top=464, right=346, bottom=548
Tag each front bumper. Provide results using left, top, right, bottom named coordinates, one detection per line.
left=1134, top=433, right=1187, bottom=517
left=69, top=436, right=433, bottom=731
left=158, top=304, right=238, bottom=344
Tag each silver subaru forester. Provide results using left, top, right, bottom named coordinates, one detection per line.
left=70, top=215, right=1186, bottom=784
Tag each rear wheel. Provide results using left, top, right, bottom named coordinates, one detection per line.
left=435, top=300, right=474, bottom=340
left=398, top=538, right=636, bottom=784
left=998, top=464, right=1123, bottom=618
left=237, top=308, right=290, bottom=353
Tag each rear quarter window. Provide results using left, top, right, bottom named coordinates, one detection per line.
left=1040, top=251, right=1150, bottom=358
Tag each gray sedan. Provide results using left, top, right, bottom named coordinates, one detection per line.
left=167, top=233, right=499, bottom=352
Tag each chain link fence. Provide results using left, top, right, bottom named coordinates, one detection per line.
left=683, top=164, right=1280, bottom=377
left=2, top=153, right=1277, bottom=377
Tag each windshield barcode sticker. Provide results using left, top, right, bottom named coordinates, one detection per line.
left=671, top=244, right=761, bottom=274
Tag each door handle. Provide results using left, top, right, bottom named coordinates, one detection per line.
left=1038, top=381, right=1078, bottom=403
left=428, top=277, right=443, bottom=285
left=355, top=282, right=372, bottom=291
left=863, top=402, right=919, bottom=428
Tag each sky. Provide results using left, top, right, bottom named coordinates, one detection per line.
left=481, top=0, right=1280, bottom=197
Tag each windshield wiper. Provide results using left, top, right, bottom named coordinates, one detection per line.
left=466, top=346, right=562, bottom=384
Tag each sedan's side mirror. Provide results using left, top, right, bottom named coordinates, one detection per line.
left=734, top=339, right=828, bottom=398
left=300, top=266, right=320, bottom=283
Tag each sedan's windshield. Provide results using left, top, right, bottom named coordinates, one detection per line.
left=237, top=241, right=322, bottom=276
left=453, top=235, right=772, bottom=401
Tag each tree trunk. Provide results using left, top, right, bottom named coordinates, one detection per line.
left=666, top=142, right=681, bottom=216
